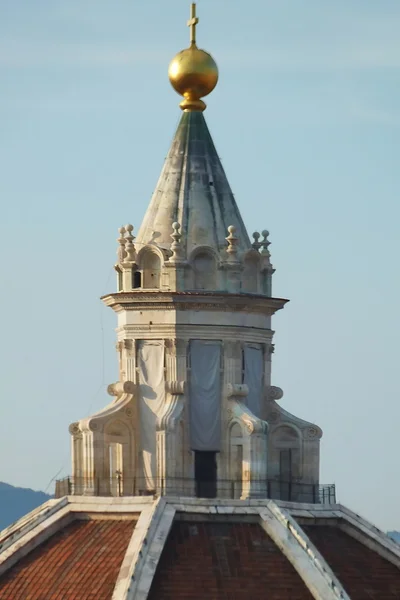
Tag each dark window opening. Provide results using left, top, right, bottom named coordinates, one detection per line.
left=133, top=270, right=142, bottom=289
left=195, top=451, right=217, bottom=498
left=279, top=449, right=292, bottom=501
left=117, top=269, right=123, bottom=292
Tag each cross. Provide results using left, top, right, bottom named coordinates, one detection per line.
left=187, top=3, right=199, bottom=46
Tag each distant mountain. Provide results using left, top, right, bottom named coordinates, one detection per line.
left=388, top=531, right=400, bottom=544
left=0, top=482, right=52, bottom=531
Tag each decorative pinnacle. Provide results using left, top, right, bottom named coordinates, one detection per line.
left=171, top=222, right=182, bottom=247
left=170, top=222, right=184, bottom=262
left=124, top=224, right=136, bottom=262
left=261, top=230, right=271, bottom=257
left=117, top=226, right=127, bottom=263
left=252, top=231, right=262, bottom=251
left=187, top=3, right=199, bottom=47
left=226, top=225, right=239, bottom=259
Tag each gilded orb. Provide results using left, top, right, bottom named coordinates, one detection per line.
left=168, top=46, right=218, bottom=111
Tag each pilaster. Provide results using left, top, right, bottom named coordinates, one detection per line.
left=156, top=339, right=189, bottom=495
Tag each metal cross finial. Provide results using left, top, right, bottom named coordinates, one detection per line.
left=187, top=3, right=199, bottom=46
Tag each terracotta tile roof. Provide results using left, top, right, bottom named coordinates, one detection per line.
left=0, top=518, right=136, bottom=600
left=148, top=521, right=313, bottom=599
left=304, top=525, right=400, bottom=599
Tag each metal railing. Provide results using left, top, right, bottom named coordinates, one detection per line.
left=55, top=476, right=336, bottom=504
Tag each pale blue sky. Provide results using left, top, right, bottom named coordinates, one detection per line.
left=1, top=0, right=399, bottom=531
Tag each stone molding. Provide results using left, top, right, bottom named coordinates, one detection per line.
left=165, top=381, right=185, bottom=395
left=107, top=381, right=136, bottom=397
left=117, top=326, right=274, bottom=347
left=102, top=291, right=288, bottom=317
left=260, top=502, right=350, bottom=600
left=74, top=383, right=136, bottom=435
left=268, top=402, right=324, bottom=440
left=226, top=383, right=248, bottom=399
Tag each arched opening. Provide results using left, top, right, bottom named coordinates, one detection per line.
left=141, top=250, right=161, bottom=289
left=242, top=255, right=259, bottom=293
left=193, top=251, right=216, bottom=290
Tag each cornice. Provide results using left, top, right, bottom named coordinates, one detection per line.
left=102, top=291, right=288, bottom=316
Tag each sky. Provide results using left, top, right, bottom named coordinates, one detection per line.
left=1, top=0, right=399, bottom=531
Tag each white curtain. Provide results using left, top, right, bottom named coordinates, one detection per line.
left=138, top=340, right=165, bottom=489
left=190, top=340, right=221, bottom=451
left=244, top=344, right=264, bottom=418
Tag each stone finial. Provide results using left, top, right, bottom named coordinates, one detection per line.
left=170, top=222, right=184, bottom=261
left=226, top=225, right=239, bottom=259
left=252, top=231, right=261, bottom=251
left=261, top=230, right=271, bottom=257
left=117, top=226, right=127, bottom=263
left=124, top=224, right=136, bottom=262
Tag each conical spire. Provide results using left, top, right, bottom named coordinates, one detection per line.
left=136, top=4, right=251, bottom=262
left=136, top=110, right=251, bottom=256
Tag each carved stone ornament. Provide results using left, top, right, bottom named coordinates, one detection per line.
left=268, top=411, right=281, bottom=424
left=243, top=419, right=254, bottom=434
left=268, top=386, right=284, bottom=401
left=165, top=380, right=186, bottom=395
left=269, top=344, right=275, bottom=354
left=229, top=397, right=268, bottom=435
left=304, top=426, right=323, bottom=440
left=68, top=422, right=80, bottom=435
left=225, top=225, right=239, bottom=261
left=156, top=395, right=185, bottom=431
left=165, top=338, right=188, bottom=356
left=117, top=226, right=127, bottom=263
left=124, top=224, right=136, bottom=262
left=107, top=381, right=136, bottom=397
left=252, top=231, right=262, bottom=251
left=125, top=407, right=133, bottom=418
left=169, top=222, right=185, bottom=262
left=89, top=421, right=99, bottom=431
left=122, top=339, right=133, bottom=351
left=226, top=383, right=249, bottom=398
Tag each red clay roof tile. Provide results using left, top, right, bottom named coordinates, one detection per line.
left=0, top=518, right=136, bottom=600
left=304, top=525, right=400, bottom=599
left=148, top=521, right=313, bottom=599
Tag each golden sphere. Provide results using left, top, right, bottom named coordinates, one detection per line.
left=168, top=47, right=219, bottom=105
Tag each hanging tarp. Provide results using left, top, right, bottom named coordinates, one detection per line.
left=189, top=340, right=221, bottom=451
left=244, top=344, right=264, bottom=417
left=138, top=340, right=165, bottom=489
